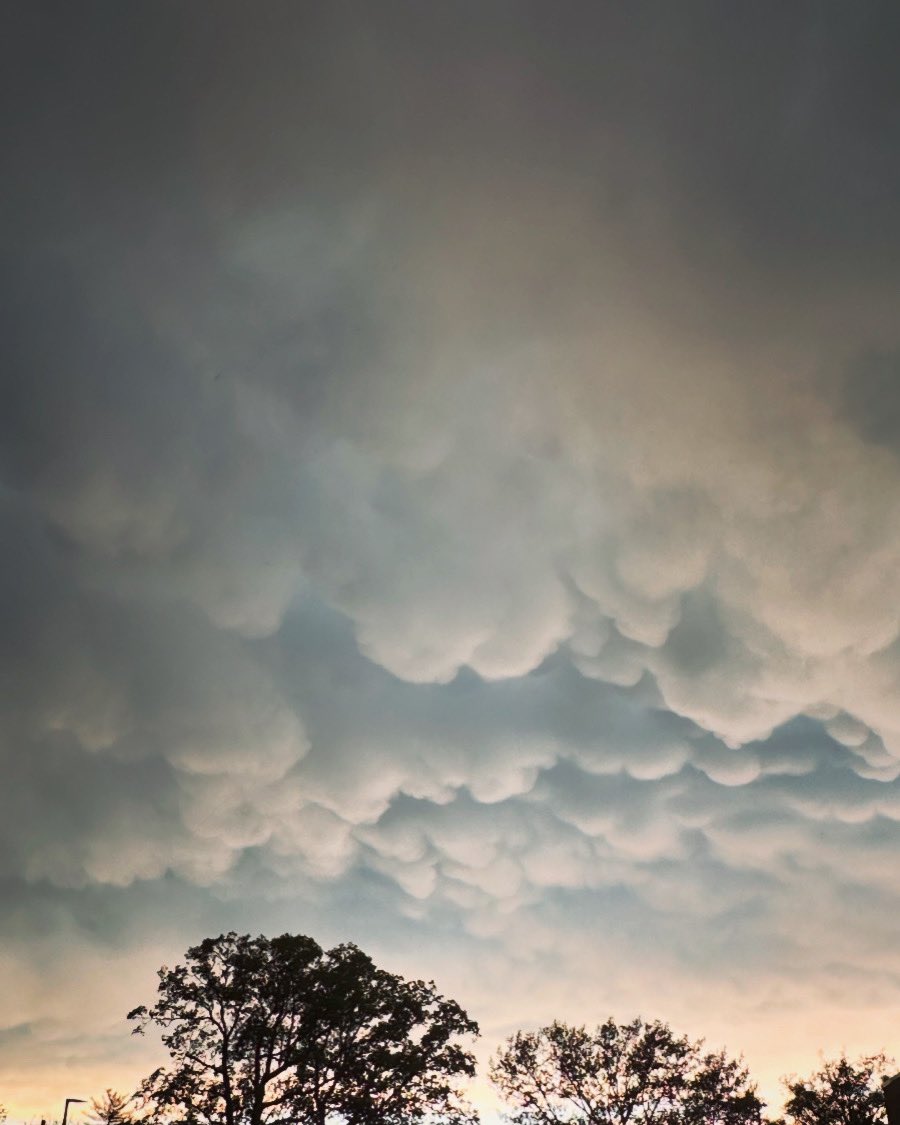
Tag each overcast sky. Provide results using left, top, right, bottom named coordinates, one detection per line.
left=3, top=2, right=900, bottom=1120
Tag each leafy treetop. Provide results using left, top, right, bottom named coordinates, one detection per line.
left=489, top=1017, right=764, bottom=1125
left=781, top=1054, right=895, bottom=1125
left=129, top=931, right=479, bottom=1125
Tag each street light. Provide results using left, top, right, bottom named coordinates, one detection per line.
left=61, top=1099, right=86, bottom=1125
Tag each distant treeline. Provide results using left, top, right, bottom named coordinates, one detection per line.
left=19, top=933, right=898, bottom=1125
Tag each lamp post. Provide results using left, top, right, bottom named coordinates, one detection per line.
left=61, top=1099, right=86, bottom=1125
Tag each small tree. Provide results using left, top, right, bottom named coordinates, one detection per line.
left=129, top=931, right=479, bottom=1125
left=781, top=1054, right=894, bottom=1125
left=88, top=1091, right=131, bottom=1125
left=490, top=1018, right=764, bottom=1125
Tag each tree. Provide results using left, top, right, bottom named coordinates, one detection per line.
left=88, top=1091, right=132, bottom=1125
left=781, top=1054, right=894, bottom=1125
left=489, top=1018, right=764, bottom=1125
left=129, top=931, right=479, bottom=1125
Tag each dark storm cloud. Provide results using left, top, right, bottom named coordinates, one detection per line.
left=841, top=349, right=900, bottom=451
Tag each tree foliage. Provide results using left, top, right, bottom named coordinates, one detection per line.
left=128, top=931, right=479, bottom=1125
left=489, top=1018, right=764, bottom=1125
left=88, top=1090, right=132, bottom=1125
left=781, top=1054, right=894, bottom=1125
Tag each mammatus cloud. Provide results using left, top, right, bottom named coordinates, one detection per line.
left=3, top=2, right=900, bottom=1119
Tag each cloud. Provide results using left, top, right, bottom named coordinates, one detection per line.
left=4, top=2, right=900, bottom=1118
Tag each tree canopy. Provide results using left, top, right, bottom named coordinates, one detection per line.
left=489, top=1018, right=764, bottom=1125
left=129, top=931, right=479, bottom=1125
left=781, top=1054, right=894, bottom=1125
left=121, top=935, right=900, bottom=1125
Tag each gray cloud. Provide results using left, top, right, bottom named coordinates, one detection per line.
left=4, top=2, right=900, bottom=1118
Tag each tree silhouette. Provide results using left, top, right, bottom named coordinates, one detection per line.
left=781, top=1054, right=894, bottom=1125
left=490, top=1018, right=764, bottom=1125
left=87, top=1091, right=131, bottom=1125
left=129, top=931, right=479, bottom=1125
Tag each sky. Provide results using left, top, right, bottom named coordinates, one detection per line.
left=3, top=2, right=900, bottom=1121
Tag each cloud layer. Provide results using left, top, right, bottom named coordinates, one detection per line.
left=3, top=2, right=900, bottom=1118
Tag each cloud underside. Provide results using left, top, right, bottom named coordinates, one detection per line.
left=3, top=2, right=900, bottom=1113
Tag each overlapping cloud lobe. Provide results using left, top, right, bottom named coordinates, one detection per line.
left=2, top=1, right=900, bottom=1114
